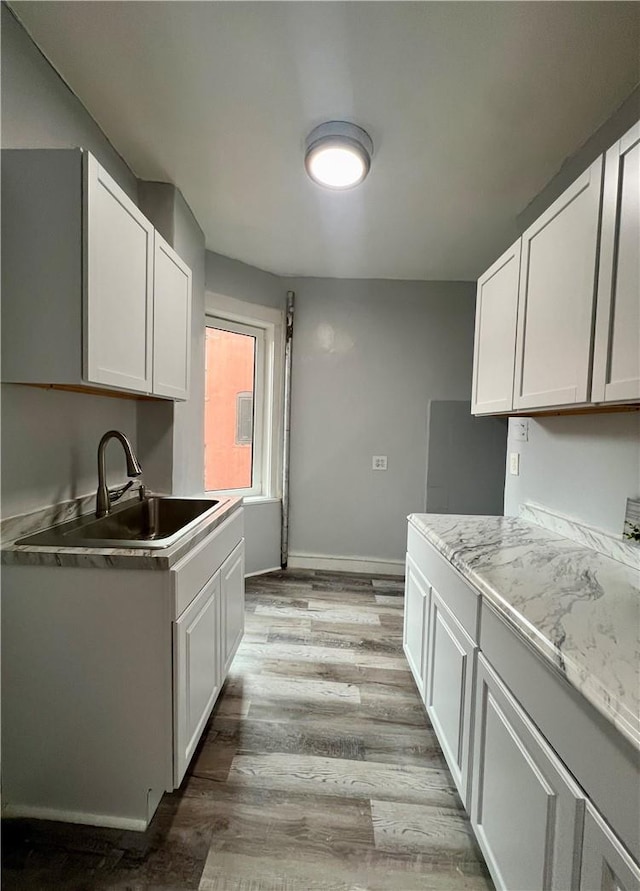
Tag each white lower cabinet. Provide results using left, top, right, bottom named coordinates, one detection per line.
left=174, top=570, right=222, bottom=786
left=404, top=521, right=640, bottom=891
left=1, top=505, right=245, bottom=830
left=580, top=805, right=640, bottom=891
left=425, top=588, right=476, bottom=808
left=471, top=654, right=584, bottom=891
left=403, top=553, right=430, bottom=698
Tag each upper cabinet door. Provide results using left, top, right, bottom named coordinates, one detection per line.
left=591, top=122, right=640, bottom=404
left=84, top=154, right=154, bottom=393
left=471, top=240, right=521, bottom=415
left=153, top=234, right=192, bottom=400
left=513, top=158, right=603, bottom=410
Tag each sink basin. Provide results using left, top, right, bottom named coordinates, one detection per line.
left=16, top=496, right=230, bottom=549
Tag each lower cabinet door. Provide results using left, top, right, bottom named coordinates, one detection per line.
left=580, top=804, right=640, bottom=891
left=403, top=554, right=430, bottom=698
left=425, top=587, right=476, bottom=807
left=174, top=570, right=222, bottom=786
left=221, top=541, right=245, bottom=677
left=471, top=654, right=585, bottom=891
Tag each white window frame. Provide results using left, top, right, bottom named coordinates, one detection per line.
left=204, top=292, right=284, bottom=502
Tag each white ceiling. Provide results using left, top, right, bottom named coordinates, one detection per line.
left=11, top=1, right=640, bottom=280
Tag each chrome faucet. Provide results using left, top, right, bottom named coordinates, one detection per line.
left=96, top=430, right=143, bottom=518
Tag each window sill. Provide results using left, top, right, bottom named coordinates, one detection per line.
left=242, top=496, right=282, bottom=505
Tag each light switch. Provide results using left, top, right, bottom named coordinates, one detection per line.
left=509, top=452, right=520, bottom=476
left=372, top=456, right=388, bottom=471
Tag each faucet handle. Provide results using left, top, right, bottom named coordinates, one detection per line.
left=108, top=480, right=134, bottom=503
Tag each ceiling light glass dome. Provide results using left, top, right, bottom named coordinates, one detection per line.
left=304, top=121, right=373, bottom=190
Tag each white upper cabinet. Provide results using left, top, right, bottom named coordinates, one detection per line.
left=1, top=148, right=191, bottom=401
left=153, top=233, right=192, bottom=401
left=85, top=153, right=154, bottom=393
left=513, top=157, right=603, bottom=410
left=471, top=240, right=521, bottom=415
left=471, top=122, right=640, bottom=415
left=591, top=122, right=640, bottom=404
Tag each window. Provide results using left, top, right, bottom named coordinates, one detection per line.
left=204, top=297, right=283, bottom=501
left=204, top=319, right=264, bottom=495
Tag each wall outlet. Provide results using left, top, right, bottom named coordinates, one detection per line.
left=512, top=419, right=529, bottom=442
left=372, top=455, right=388, bottom=471
left=509, top=452, right=520, bottom=476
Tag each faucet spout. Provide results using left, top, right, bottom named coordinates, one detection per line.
left=96, top=430, right=142, bottom=518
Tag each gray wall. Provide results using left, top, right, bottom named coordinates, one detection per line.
left=517, top=86, right=640, bottom=235
left=1, top=6, right=208, bottom=515
left=1, top=386, right=137, bottom=518
left=504, top=413, right=640, bottom=537
left=171, top=189, right=207, bottom=495
left=1, top=5, right=136, bottom=199
left=206, top=250, right=286, bottom=311
left=204, top=258, right=480, bottom=568
left=1, top=4, right=140, bottom=517
left=285, top=278, right=476, bottom=563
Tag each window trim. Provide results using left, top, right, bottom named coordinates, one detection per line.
left=204, top=292, right=285, bottom=501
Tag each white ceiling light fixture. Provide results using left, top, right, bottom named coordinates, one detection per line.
left=304, top=121, right=373, bottom=190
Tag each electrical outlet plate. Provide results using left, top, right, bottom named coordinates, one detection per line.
left=372, top=455, right=388, bottom=471
left=512, top=419, right=529, bottom=442
left=509, top=452, right=520, bottom=476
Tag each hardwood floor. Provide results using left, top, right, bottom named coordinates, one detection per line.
left=2, top=569, right=493, bottom=891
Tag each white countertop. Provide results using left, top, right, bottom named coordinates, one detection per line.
left=408, top=513, right=640, bottom=751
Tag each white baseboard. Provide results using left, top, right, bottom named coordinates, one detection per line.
left=245, top=566, right=282, bottom=578
left=2, top=803, right=148, bottom=832
left=287, top=552, right=405, bottom=576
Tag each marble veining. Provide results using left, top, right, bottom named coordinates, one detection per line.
left=408, top=513, right=640, bottom=751
left=0, top=490, right=130, bottom=542
left=1, top=494, right=243, bottom=570
left=520, top=502, right=640, bottom=570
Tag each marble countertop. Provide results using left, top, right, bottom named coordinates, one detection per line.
left=408, top=513, right=640, bottom=751
left=1, top=495, right=243, bottom=571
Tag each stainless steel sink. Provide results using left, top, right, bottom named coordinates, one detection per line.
left=16, top=496, right=231, bottom=549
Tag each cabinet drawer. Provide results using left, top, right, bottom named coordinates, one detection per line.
left=407, top=523, right=479, bottom=642
left=173, top=508, right=243, bottom=618
left=480, top=599, right=640, bottom=862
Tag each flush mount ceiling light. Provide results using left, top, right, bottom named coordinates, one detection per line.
left=304, top=121, right=373, bottom=190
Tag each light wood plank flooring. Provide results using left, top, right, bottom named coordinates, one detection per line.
left=2, top=569, right=493, bottom=890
